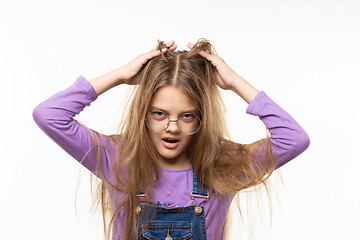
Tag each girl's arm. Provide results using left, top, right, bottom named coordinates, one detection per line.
left=33, top=41, right=177, bottom=178
left=244, top=90, right=310, bottom=168
left=188, top=42, right=310, bottom=168
left=229, top=74, right=310, bottom=168
left=32, top=76, right=114, bottom=178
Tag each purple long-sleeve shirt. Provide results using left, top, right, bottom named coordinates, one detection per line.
left=32, top=76, right=310, bottom=239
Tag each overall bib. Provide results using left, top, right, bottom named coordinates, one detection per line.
left=136, top=167, right=208, bottom=240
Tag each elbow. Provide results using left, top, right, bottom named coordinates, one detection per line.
left=273, top=128, right=310, bottom=169
left=32, top=104, right=43, bottom=125
left=32, top=103, right=50, bottom=130
left=294, top=129, right=310, bottom=155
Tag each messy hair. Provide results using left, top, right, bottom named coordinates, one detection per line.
left=81, top=38, right=277, bottom=239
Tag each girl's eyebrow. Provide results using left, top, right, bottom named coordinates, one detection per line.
left=150, top=106, right=198, bottom=114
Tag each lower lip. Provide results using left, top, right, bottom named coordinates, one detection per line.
left=162, top=140, right=179, bottom=149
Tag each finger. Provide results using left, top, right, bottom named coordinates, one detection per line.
left=166, top=40, right=175, bottom=48
left=198, top=50, right=215, bottom=61
left=166, top=41, right=177, bottom=51
left=150, top=42, right=175, bottom=55
left=142, top=47, right=167, bottom=62
left=169, top=44, right=177, bottom=51
left=198, top=51, right=222, bottom=68
left=144, top=40, right=174, bottom=61
left=148, top=41, right=171, bottom=54
left=187, top=42, right=194, bottom=49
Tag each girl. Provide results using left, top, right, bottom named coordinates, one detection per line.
left=33, top=39, right=310, bottom=240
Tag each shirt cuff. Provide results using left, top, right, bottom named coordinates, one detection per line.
left=76, top=75, right=98, bottom=102
left=246, top=90, right=267, bottom=115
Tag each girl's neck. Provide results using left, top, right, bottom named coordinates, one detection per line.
left=158, top=158, right=192, bottom=170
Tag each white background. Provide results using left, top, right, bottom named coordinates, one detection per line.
left=1, top=0, right=359, bottom=239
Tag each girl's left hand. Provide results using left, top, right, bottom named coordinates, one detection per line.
left=187, top=42, right=240, bottom=91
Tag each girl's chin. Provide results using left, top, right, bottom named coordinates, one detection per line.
left=158, top=152, right=180, bottom=160
left=157, top=149, right=184, bottom=162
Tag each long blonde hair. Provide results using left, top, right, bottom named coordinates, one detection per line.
left=82, top=38, right=277, bottom=239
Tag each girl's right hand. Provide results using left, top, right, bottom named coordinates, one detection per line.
left=117, top=40, right=177, bottom=85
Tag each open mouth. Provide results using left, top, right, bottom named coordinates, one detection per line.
left=163, top=138, right=180, bottom=143
left=162, top=138, right=180, bottom=149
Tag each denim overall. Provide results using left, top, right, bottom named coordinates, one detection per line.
left=136, top=167, right=208, bottom=240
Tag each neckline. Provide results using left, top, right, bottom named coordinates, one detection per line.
left=161, top=166, right=193, bottom=172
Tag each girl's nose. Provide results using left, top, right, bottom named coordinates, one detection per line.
left=165, top=120, right=180, bottom=133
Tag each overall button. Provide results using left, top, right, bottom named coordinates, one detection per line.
left=135, top=206, right=141, bottom=215
left=195, top=206, right=202, bottom=215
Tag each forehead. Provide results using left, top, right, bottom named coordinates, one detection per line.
left=150, top=86, right=197, bottom=112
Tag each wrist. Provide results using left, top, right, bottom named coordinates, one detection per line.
left=229, top=75, right=245, bottom=92
left=111, top=67, right=125, bottom=85
left=230, top=75, right=260, bottom=104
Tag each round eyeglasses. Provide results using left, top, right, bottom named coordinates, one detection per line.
left=145, top=111, right=201, bottom=135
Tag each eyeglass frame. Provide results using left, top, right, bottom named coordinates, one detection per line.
left=144, top=112, right=202, bottom=135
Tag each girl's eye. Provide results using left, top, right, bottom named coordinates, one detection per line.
left=181, top=113, right=196, bottom=122
left=151, top=111, right=167, bottom=120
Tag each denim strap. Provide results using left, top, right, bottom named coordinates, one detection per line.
left=191, top=167, right=209, bottom=199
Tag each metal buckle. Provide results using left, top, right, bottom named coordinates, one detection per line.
left=136, top=193, right=146, bottom=197
left=190, top=191, right=209, bottom=199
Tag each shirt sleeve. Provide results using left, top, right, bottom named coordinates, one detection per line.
left=246, top=91, right=310, bottom=169
left=32, top=76, right=115, bottom=178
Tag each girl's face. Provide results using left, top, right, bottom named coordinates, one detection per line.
left=147, top=85, right=198, bottom=169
